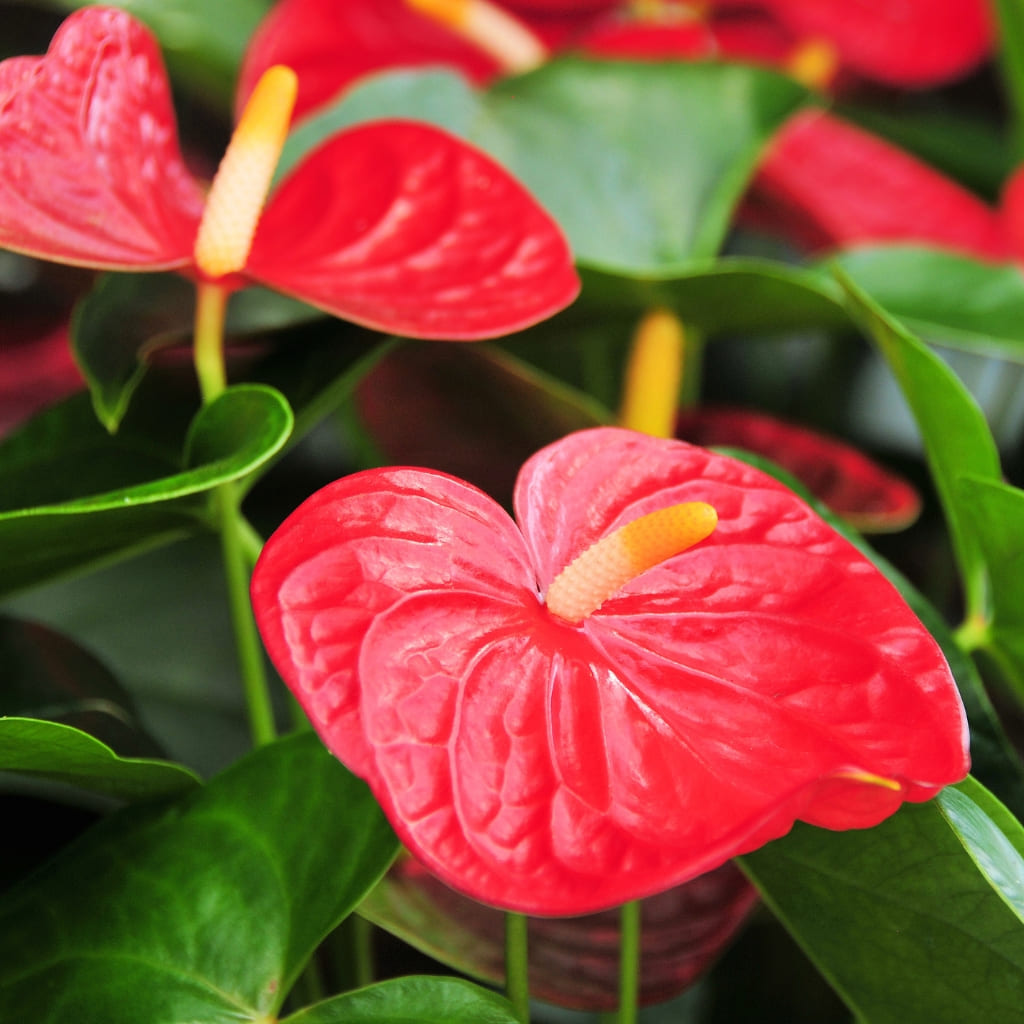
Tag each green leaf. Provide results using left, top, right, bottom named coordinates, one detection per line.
left=836, top=269, right=1003, bottom=621
left=938, top=777, right=1024, bottom=923
left=741, top=784, right=1024, bottom=1024
left=0, top=384, right=292, bottom=597
left=958, top=474, right=1024, bottom=694
left=0, top=718, right=198, bottom=803
left=281, top=60, right=809, bottom=271
left=835, top=246, right=1024, bottom=361
left=281, top=977, right=521, bottom=1024
left=0, top=731, right=399, bottom=1023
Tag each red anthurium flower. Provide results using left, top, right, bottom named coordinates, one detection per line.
left=748, top=109, right=1011, bottom=262
left=751, top=0, right=992, bottom=87
left=252, top=427, right=969, bottom=915
left=0, top=8, right=579, bottom=341
left=675, top=406, right=921, bottom=532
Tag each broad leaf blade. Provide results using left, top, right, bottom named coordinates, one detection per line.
left=0, top=731, right=399, bottom=1022
left=836, top=270, right=1002, bottom=620
left=281, top=977, right=520, bottom=1024
left=741, top=785, right=1024, bottom=1024
left=0, top=384, right=292, bottom=596
left=0, top=718, right=198, bottom=803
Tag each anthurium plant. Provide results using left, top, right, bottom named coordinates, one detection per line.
left=3, top=2, right=1024, bottom=1023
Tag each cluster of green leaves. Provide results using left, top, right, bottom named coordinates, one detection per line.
left=6, top=1, right=1024, bottom=1022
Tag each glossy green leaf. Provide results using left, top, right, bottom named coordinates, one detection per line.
left=0, top=731, right=399, bottom=1023
left=281, top=977, right=520, bottom=1024
left=50, top=0, right=272, bottom=105
left=836, top=270, right=1002, bottom=621
left=281, top=61, right=809, bottom=271
left=741, top=780, right=1024, bottom=1024
left=0, top=718, right=198, bottom=802
left=0, top=384, right=292, bottom=597
left=938, top=777, right=1024, bottom=923
left=835, top=247, right=1024, bottom=360
left=958, top=474, right=1024, bottom=695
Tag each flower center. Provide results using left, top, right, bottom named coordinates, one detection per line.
left=405, top=0, right=548, bottom=73
left=544, top=501, right=718, bottom=624
left=786, top=38, right=839, bottom=90
left=193, top=65, right=298, bottom=279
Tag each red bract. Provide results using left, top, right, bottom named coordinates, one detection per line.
left=675, top=406, right=921, bottom=532
left=753, top=0, right=992, bottom=87
left=749, top=110, right=1011, bottom=261
left=252, top=427, right=969, bottom=915
left=0, top=8, right=579, bottom=340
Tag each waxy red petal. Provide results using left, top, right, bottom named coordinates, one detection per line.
left=756, top=0, right=992, bottom=85
left=247, top=120, right=579, bottom=339
left=675, top=406, right=921, bottom=531
left=252, top=428, right=968, bottom=914
left=0, top=7, right=204, bottom=270
left=236, top=0, right=503, bottom=124
left=750, top=110, right=1011, bottom=261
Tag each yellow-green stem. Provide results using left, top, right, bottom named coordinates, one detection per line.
left=194, top=281, right=230, bottom=404
left=505, top=911, right=530, bottom=1022
left=193, top=278, right=276, bottom=748
left=617, top=900, right=641, bottom=1024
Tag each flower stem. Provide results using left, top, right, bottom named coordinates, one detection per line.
left=616, top=900, right=641, bottom=1024
left=192, top=279, right=276, bottom=747
left=504, top=911, right=530, bottom=1022
left=194, top=281, right=230, bottom=404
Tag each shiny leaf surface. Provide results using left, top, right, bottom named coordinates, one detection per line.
left=0, top=732, right=399, bottom=1023
left=252, top=427, right=968, bottom=915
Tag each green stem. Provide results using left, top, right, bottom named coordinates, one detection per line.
left=993, top=0, right=1024, bottom=160
left=677, top=326, right=705, bottom=412
left=193, top=279, right=276, bottom=748
left=218, top=482, right=277, bottom=747
left=194, top=281, right=230, bottom=403
left=504, top=912, right=530, bottom=1023
left=616, top=900, right=641, bottom=1024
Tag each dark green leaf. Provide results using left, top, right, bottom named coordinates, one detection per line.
left=281, top=60, right=809, bottom=271
left=836, top=270, right=1002, bottom=620
left=281, top=977, right=520, bottom=1024
left=0, top=384, right=291, bottom=597
left=0, top=731, right=399, bottom=1023
left=0, top=718, right=198, bottom=802
left=741, top=785, right=1024, bottom=1024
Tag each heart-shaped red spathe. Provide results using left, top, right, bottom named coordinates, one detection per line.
left=0, top=7, right=205, bottom=270
left=749, top=110, right=1011, bottom=261
left=758, top=0, right=992, bottom=86
left=252, top=428, right=969, bottom=915
left=236, top=0, right=504, bottom=125
left=247, top=120, right=579, bottom=339
left=0, top=8, right=580, bottom=340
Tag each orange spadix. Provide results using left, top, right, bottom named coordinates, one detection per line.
left=193, top=65, right=298, bottom=278
left=545, top=501, right=718, bottom=624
